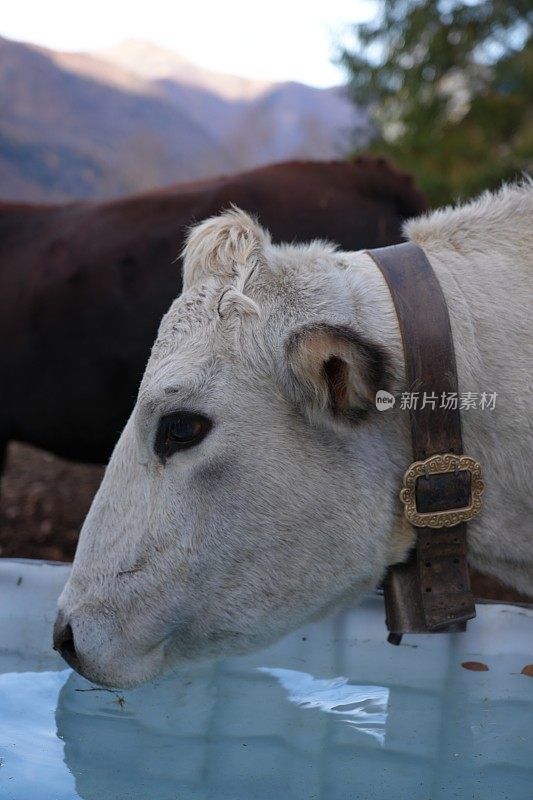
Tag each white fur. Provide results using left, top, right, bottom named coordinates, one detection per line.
left=57, top=185, right=533, bottom=688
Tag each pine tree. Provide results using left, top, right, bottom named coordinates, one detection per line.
left=340, top=0, right=533, bottom=205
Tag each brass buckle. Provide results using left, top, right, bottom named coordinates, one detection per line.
left=400, top=453, right=484, bottom=528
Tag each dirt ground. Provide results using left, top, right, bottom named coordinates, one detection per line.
left=0, top=442, right=104, bottom=562
left=0, top=441, right=531, bottom=605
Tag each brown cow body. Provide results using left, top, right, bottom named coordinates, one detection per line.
left=0, top=158, right=427, bottom=466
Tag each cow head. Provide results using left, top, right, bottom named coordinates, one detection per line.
left=55, top=209, right=410, bottom=687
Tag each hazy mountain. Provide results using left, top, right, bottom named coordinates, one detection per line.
left=100, top=40, right=367, bottom=165
left=99, top=39, right=273, bottom=100
left=0, top=36, right=233, bottom=202
left=0, top=36, right=367, bottom=202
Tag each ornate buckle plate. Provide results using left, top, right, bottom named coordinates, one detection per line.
left=400, top=453, right=484, bottom=528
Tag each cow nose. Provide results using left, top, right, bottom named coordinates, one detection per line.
left=53, top=613, right=80, bottom=670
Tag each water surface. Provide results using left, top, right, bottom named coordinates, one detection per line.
left=0, top=565, right=532, bottom=800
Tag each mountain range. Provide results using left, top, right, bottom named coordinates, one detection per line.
left=0, top=36, right=368, bottom=202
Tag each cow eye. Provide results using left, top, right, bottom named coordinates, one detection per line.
left=155, top=412, right=212, bottom=459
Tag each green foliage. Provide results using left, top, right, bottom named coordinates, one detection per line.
left=340, top=0, right=533, bottom=206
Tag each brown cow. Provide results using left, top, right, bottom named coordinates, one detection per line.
left=0, top=157, right=427, bottom=469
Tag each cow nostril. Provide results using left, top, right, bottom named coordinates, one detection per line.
left=53, top=618, right=80, bottom=669
left=60, top=624, right=76, bottom=656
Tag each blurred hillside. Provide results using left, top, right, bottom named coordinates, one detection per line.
left=0, top=36, right=367, bottom=202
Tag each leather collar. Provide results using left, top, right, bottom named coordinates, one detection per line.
left=367, top=242, right=483, bottom=643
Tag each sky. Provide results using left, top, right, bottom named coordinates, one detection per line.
left=0, top=0, right=376, bottom=87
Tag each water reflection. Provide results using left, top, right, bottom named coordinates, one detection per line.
left=0, top=670, right=75, bottom=800
left=3, top=666, right=388, bottom=800
left=54, top=663, right=389, bottom=800
left=2, top=597, right=533, bottom=800
left=258, top=667, right=388, bottom=744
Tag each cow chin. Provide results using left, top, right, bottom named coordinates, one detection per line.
left=71, top=639, right=168, bottom=690
left=101, top=648, right=167, bottom=690
left=71, top=629, right=271, bottom=689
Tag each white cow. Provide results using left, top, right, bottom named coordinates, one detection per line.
left=55, top=183, right=533, bottom=688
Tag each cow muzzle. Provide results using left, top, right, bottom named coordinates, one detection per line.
left=53, top=606, right=167, bottom=688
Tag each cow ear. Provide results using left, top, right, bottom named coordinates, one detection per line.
left=284, top=323, right=391, bottom=422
